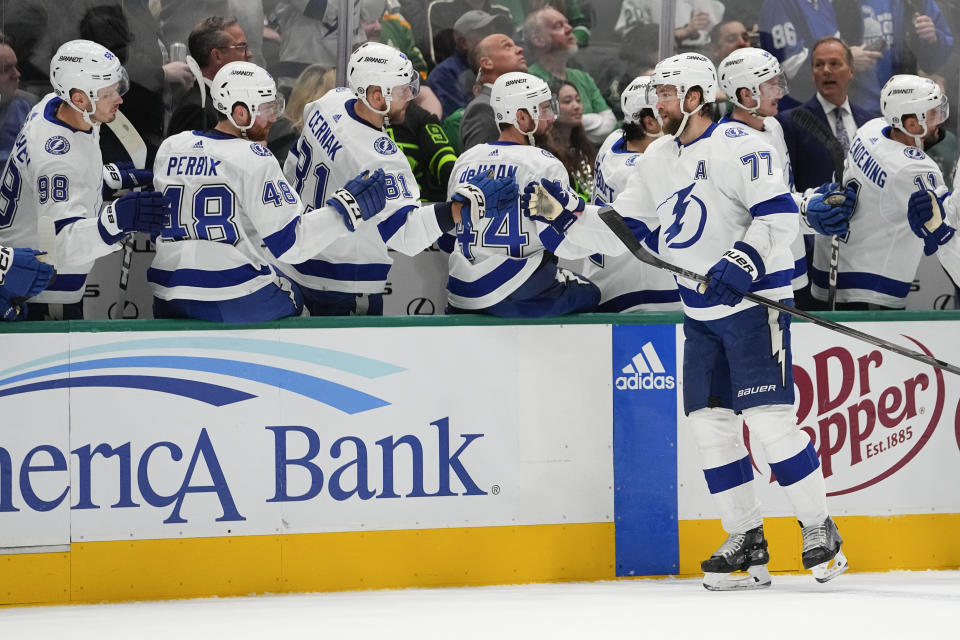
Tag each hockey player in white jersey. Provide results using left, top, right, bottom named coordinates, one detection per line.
left=0, top=245, right=55, bottom=320
left=717, top=47, right=859, bottom=295
left=150, top=61, right=389, bottom=322
left=907, top=172, right=960, bottom=280
left=530, top=52, right=846, bottom=589
left=445, top=71, right=600, bottom=316
left=810, top=75, right=950, bottom=309
left=0, top=40, right=168, bottom=320
left=282, top=42, right=512, bottom=316
left=584, top=75, right=681, bottom=312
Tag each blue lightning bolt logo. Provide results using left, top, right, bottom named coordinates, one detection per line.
left=662, top=184, right=706, bottom=248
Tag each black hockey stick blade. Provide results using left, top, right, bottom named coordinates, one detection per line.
left=597, top=206, right=960, bottom=376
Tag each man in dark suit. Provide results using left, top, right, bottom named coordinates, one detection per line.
left=777, top=36, right=872, bottom=191
left=168, top=15, right=252, bottom=136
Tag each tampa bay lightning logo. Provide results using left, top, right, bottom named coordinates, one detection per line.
left=903, top=147, right=926, bottom=160
left=661, top=183, right=707, bottom=249
left=374, top=136, right=398, bottom=155
left=540, top=149, right=555, bottom=159
left=249, top=142, right=272, bottom=157
left=625, top=156, right=639, bottom=167
left=724, top=127, right=749, bottom=139
left=44, top=136, right=70, bottom=155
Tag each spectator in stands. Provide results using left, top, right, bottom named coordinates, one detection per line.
left=423, top=0, right=513, bottom=68
left=524, top=6, right=615, bottom=144
left=156, top=0, right=265, bottom=68
left=847, top=0, right=954, bottom=116
left=459, top=32, right=528, bottom=151
left=386, top=97, right=459, bottom=202
left=380, top=1, right=430, bottom=80
left=169, top=16, right=252, bottom=135
left=546, top=81, right=595, bottom=199
left=0, top=33, right=37, bottom=165
left=615, top=0, right=724, bottom=53
left=267, top=64, right=336, bottom=164
left=710, top=19, right=751, bottom=64
left=777, top=37, right=873, bottom=192
left=428, top=10, right=514, bottom=119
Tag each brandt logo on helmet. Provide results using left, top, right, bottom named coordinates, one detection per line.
left=44, top=136, right=70, bottom=155
left=231, top=70, right=254, bottom=76
left=362, top=56, right=389, bottom=64
left=505, top=78, right=526, bottom=86
left=374, top=136, right=398, bottom=155
left=58, top=55, right=83, bottom=63
left=888, top=88, right=914, bottom=95
left=615, top=341, right=676, bottom=391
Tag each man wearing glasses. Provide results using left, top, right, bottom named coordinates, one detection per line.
left=169, top=16, right=253, bottom=135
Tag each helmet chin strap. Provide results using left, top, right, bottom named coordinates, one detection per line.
left=673, top=100, right=705, bottom=141
left=516, top=115, right=539, bottom=145
left=359, top=91, right=391, bottom=129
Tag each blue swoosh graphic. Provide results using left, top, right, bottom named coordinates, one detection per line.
left=0, top=356, right=389, bottom=414
left=0, top=337, right=405, bottom=379
left=0, top=375, right=255, bottom=406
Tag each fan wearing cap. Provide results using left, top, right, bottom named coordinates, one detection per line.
left=0, top=39, right=169, bottom=320
left=280, top=42, right=515, bottom=316
left=149, top=61, right=391, bottom=322
left=427, top=10, right=515, bottom=120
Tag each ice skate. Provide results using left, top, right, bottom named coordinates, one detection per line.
left=701, top=526, right=771, bottom=591
left=801, top=516, right=849, bottom=583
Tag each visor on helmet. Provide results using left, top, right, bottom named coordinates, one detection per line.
left=926, top=93, right=950, bottom=128
left=758, top=74, right=788, bottom=101
left=256, top=94, right=286, bottom=121
left=95, top=68, right=130, bottom=101
left=390, top=74, right=420, bottom=103
left=539, top=96, right=559, bottom=123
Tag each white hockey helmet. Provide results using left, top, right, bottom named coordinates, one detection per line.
left=718, top=47, right=787, bottom=114
left=491, top=71, right=557, bottom=143
left=621, top=76, right=657, bottom=125
left=50, top=39, right=129, bottom=125
left=212, top=61, right=285, bottom=134
left=347, top=42, right=419, bottom=115
left=649, top=53, right=717, bottom=139
left=880, top=74, right=949, bottom=147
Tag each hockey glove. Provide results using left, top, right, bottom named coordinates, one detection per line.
left=908, top=189, right=955, bottom=255
left=703, top=242, right=763, bottom=307
left=802, top=183, right=856, bottom=236
left=451, top=173, right=518, bottom=223
left=0, top=247, right=55, bottom=299
left=0, top=293, right=26, bottom=321
left=103, top=162, right=153, bottom=191
left=98, top=191, right=170, bottom=244
left=327, top=168, right=388, bottom=231
left=520, top=179, right=583, bottom=234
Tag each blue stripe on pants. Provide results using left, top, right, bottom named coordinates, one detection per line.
left=769, top=440, right=820, bottom=487
left=703, top=455, right=754, bottom=494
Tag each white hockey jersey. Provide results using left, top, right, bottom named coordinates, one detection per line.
left=721, top=115, right=808, bottom=290
left=446, top=141, right=599, bottom=310
left=585, top=129, right=681, bottom=312
left=810, top=118, right=942, bottom=307
left=151, top=129, right=353, bottom=302
left=580, top=121, right=799, bottom=322
left=281, top=88, right=446, bottom=294
left=0, top=94, right=120, bottom=303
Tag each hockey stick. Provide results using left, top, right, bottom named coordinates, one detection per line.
left=791, top=108, right=846, bottom=310
left=105, top=110, right=148, bottom=320
left=596, top=206, right=960, bottom=376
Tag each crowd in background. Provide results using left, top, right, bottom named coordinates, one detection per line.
left=0, top=0, right=957, bottom=319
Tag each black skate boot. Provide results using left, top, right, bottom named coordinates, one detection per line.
left=801, top=516, right=848, bottom=583
left=701, top=525, right=771, bottom=591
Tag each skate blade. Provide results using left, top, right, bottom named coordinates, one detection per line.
left=811, top=549, right=849, bottom=583
left=703, top=565, right=772, bottom=591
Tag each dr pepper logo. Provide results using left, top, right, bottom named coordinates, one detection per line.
left=749, top=337, right=945, bottom=496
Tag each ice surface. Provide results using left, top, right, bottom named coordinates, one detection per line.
left=1, top=570, right=957, bottom=639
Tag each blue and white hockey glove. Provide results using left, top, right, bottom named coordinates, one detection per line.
left=327, top=168, right=387, bottom=231
left=802, top=182, right=856, bottom=236
left=451, top=173, right=518, bottom=224
left=98, top=191, right=170, bottom=244
left=908, top=189, right=955, bottom=255
left=520, top=179, right=583, bottom=233
left=0, top=293, right=26, bottom=321
left=103, top=162, right=153, bottom=191
left=0, top=246, right=55, bottom=299
left=703, top=242, right=763, bottom=307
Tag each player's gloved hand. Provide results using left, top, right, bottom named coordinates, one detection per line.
left=327, top=168, right=387, bottom=231
left=702, top=242, right=762, bottom=307
left=802, top=183, right=856, bottom=236
left=908, top=189, right=955, bottom=255
left=451, top=173, right=518, bottom=222
left=520, top=179, right=584, bottom=234
left=103, top=162, right=153, bottom=191
left=0, top=294, right=26, bottom=321
left=0, top=246, right=55, bottom=299
left=98, top=191, right=170, bottom=244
